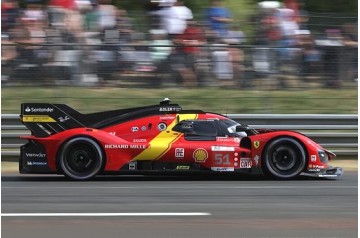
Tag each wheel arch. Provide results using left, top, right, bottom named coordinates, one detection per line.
left=261, top=135, right=309, bottom=178
left=56, top=134, right=107, bottom=175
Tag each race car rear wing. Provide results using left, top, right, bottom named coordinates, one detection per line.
left=21, top=103, right=88, bottom=137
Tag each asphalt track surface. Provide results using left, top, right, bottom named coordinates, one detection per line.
left=2, top=172, right=358, bottom=238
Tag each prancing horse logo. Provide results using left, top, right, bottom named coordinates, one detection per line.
left=254, top=141, right=260, bottom=149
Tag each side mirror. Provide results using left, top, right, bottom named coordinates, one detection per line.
left=236, top=125, right=249, bottom=132
left=236, top=125, right=258, bottom=136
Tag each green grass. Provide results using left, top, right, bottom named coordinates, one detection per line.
left=1, top=87, right=357, bottom=114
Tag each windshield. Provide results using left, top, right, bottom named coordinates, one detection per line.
left=221, top=119, right=244, bottom=136
left=221, top=118, right=259, bottom=136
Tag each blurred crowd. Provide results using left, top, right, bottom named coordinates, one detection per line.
left=1, top=0, right=358, bottom=88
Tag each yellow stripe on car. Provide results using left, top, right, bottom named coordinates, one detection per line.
left=22, top=115, right=56, bottom=123
left=134, top=114, right=198, bottom=161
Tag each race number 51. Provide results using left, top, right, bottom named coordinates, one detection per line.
left=214, top=153, right=231, bottom=166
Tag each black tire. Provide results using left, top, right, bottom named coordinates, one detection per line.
left=263, top=137, right=307, bottom=179
left=58, top=137, right=104, bottom=180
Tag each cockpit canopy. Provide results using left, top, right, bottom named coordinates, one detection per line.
left=172, top=119, right=250, bottom=139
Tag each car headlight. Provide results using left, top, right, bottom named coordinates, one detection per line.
left=318, top=150, right=329, bottom=163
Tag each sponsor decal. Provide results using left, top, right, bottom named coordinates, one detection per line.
left=311, top=155, right=317, bottom=162
left=175, top=148, right=185, bottom=159
left=128, top=144, right=147, bottom=149
left=27, top=161, right=47, bottom=166
left=22, top=115, right=56, bottom=123
left=25, top=153, right=46, bottom=158
left=158, top=123, right=167, bottom=131
left=176, top=165, right=190, bottom=170
left=133, top=139, right=147, bottom=143
left=254, top=141, right=260, bottom=149
left=131, top=127, right=139, bottom=132
left=254, top=155, right=260, bottom=166
left=211, top=167, right=234, bottom=172
left=160, top=116, right=175, bottom=120
left=211, top=146, right=235, bottom=152
left=129, top=161, right=137, bottom=170
left=216, top=137, right=240, bottom=143
left=109, top=132, right=116, bottom=135
left=24, top=107, right=54, bottom=113
left=309, top=164, right=325, bottom=169
left=105, top=144, right=147, bottom=149
left=193, top=148, right=208, bottom=162
left=240, top=158, right=252, bottom=168
left=58, top=116, right=70, bottom=122
left=308, top=168, right=321, bottom=172
left=105, top=144, right=128, bottom=149
left=141, top=126, right=147, bottom=131
left=159, top=106, right=181, bottom=112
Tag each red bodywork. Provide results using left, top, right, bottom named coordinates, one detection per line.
left=19, top=101, right=341, bottom=179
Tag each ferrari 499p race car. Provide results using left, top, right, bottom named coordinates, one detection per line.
left=19, top=99, right=343, bottom=180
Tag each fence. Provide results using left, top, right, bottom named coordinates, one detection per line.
left=2, top=9, right=358, bottom=90
left=2, top=42, right=357, bottom=90
left=2, top=114, right=357, bottom=161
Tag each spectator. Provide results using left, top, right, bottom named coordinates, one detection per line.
left=146, top=0, right=163, bottom=30
left=318, top=29, right=343, bottom=87
left=205, top=0, right=233, bottom=39
left=1, top=34, right=17, bottom=81
left=116, top=9, right=134, bottom=44
left=342, top=23, right=358, bottom=81
left=149, top=30, right=173, bottom=68
left=1, top=0, right=20, bottom=35
left=64, top=7, right=84, bottom=39
left=173, top=20, right=206, bottom=86
left=296, top=30, right=320, bottom=79
left=23, top=3, right=46, bottom=23
left=160, top=0, right=193, bottom=39
left=48, top=0, right=76, bottom=27
left=252, top=2, right=281, bottom=78
left=261, top=7, right=281, bottom=46
left=298, top=9, right=309, bottom=30
left=277, top=7, right=299, bottom=64
left=211, top=26, right=245, bottom=87
left=80, top=1, right=98, bottom=32
left=148, top=29, right=173, bottom=85
left=97, top=0, right=117, bottom=32
left=211, top=43, right=233, bottom=82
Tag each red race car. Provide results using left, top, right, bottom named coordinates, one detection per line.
left=20, top=98, right=343, bottom=180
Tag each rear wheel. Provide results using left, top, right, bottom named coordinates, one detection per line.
left=263, top=137, right=307, bottom=179
left=59, top=137, right=104, bottom=180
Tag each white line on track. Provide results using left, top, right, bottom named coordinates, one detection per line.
left=2, top=185, right=357, bottom=189
left=1, top=212, right=211, bottom=217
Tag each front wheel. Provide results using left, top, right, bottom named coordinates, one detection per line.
left=58, top=137, right=104, bottom=180
left=262, top=137, right=307, bottom=179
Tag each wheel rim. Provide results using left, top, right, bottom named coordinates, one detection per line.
left=265, top=138, right=306, bottom=178
left=66, top=145, right=97, bottom=174
left=60, top=137, right=103, bottom=180
left=271, top=145, right=297, bottom=171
